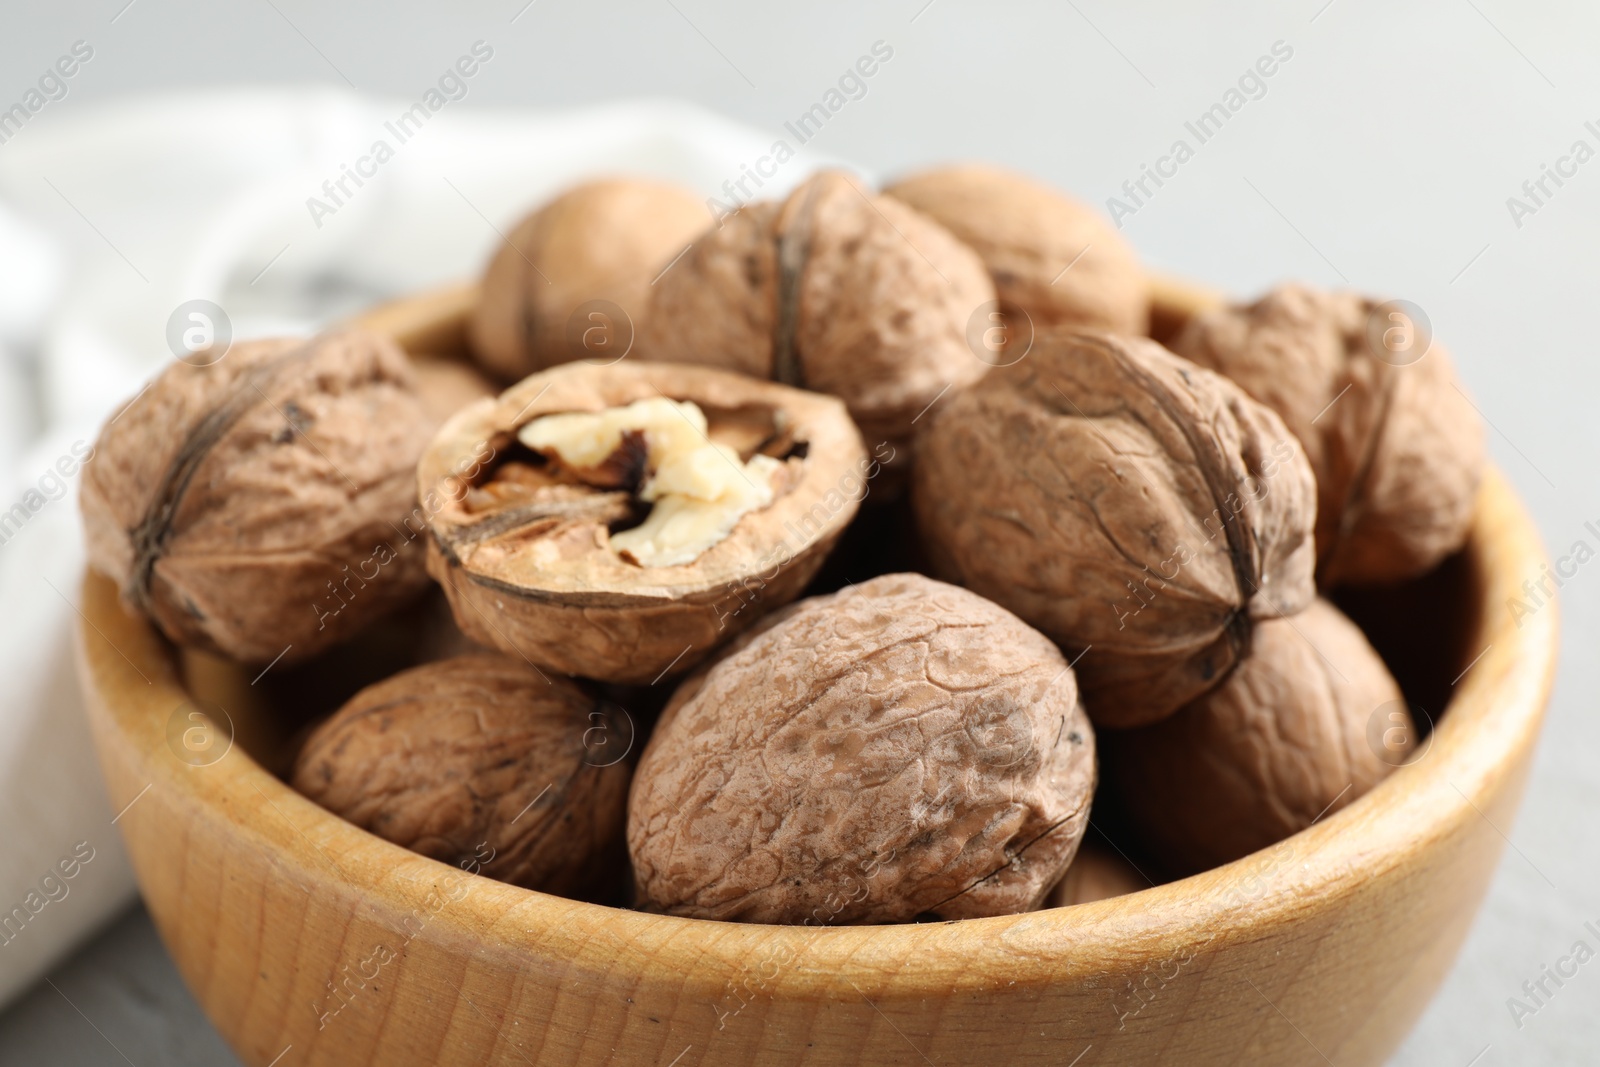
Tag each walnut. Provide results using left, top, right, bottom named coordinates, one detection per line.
left=912, top=331, right=1317, bottom=727
left=627, top=573, right=1096, bottom=924
left=885, top=163, right=1148, bottom=337
left=1171, top=284, right=1485, bottom=586
left=643, top=170, right=993, bottom=458
left=420, top=360, right=867, bottom=684
left=1103, top=599, right=1408, bottom=876
left=291, top=653, right=630, bottom=896
left=80, top=330, right=434, bottom=664
left=1044, top=840, right=1148, bottom=907
left=469, top=178, right=709, bottom=380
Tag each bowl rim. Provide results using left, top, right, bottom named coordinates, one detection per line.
left=77, top=276, right=1558, bottom=1004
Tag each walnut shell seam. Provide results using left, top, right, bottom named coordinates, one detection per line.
left=122, top=340, right=320, bottom=614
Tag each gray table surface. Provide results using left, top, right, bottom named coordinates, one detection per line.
left=3, top=2, right=1598, bottom=1064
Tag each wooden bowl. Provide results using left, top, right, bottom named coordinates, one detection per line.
left=77, top=278, right=1556, bottom=1067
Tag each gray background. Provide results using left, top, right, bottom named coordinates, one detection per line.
left=1, top=1, right=1596, bottom=1064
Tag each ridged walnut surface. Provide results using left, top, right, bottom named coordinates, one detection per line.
left=628, top=573, right=1095, bottom=923
left=645, top=170, right=993, bottom=453
left=1172, top=284, right=1485, bottom=586
left=913, top=330, right=1317, bottom=726
left=292, top=653, right=630, bottom=897
left=1105, top=598, right=1408, bottom=875
left=79, top=330, right=433, bottom=665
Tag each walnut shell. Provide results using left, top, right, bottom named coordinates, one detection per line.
left=291, top=653, right=630, bottom=896
left=420, top=361, right=867, bottom=684
left=469, top=178, right=708, bottom=380
left=80, top=330, right=434, bottom=664
left=1044, top=839, right=1149, bottom=907
left=912, top=331, right=1317, bottom=727
left=643, top=170, right=993, bottom=455
left=1171, top=284, right=1484, bottom=586
left=627, top=573, right=1097, bottom=924
left=1103, top=599, right=1408, bottom=876
left=885, top=163, right=1148, bottom=336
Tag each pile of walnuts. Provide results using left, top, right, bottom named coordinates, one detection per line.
left=83, top=163, right=1484, bottom=919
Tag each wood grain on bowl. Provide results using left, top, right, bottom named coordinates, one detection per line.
left=75, top=277, right=1556, bottom=1066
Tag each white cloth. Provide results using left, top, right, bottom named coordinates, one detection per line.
left=0, top=89, right=842, bottom=1009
